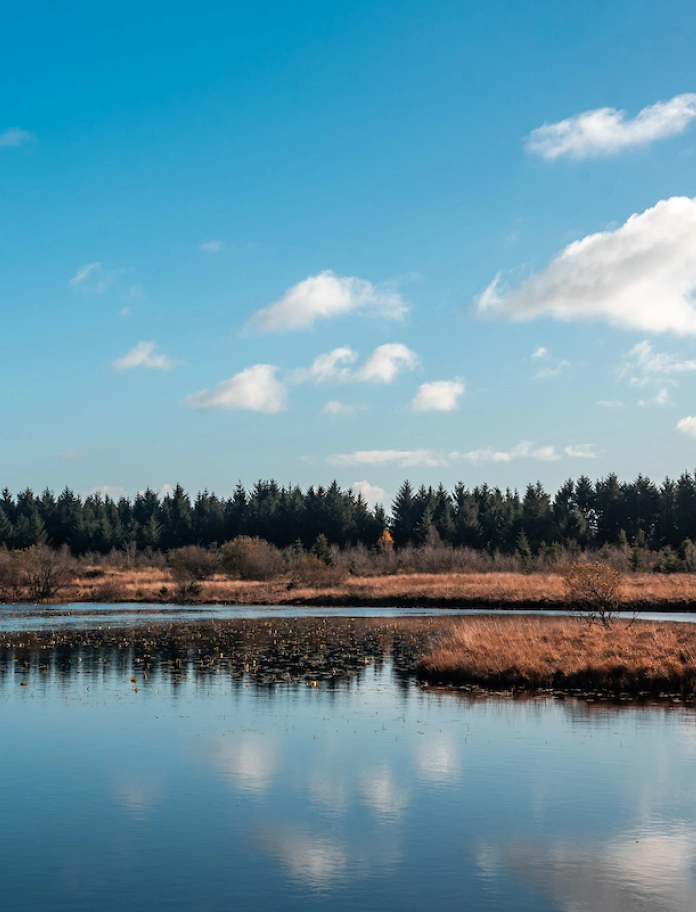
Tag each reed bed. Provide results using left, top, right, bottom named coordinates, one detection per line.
left=419, top=616, right=696, bottom=694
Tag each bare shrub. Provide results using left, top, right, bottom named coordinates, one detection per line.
left=170, top=546, right=218, bottom=581
left=17, top=545, right=76, bottom=601
left=0, top=550, right=23, bottom=601
left=92, top=578, right=125, bottom=602
left=219, top=536, right=284, bottom=581
left=564, top=560, right=621, bottom=626
left=289, top=554, right=345, bottom=588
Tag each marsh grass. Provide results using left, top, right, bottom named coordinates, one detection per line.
left=420, top=616, right=696, bottom=694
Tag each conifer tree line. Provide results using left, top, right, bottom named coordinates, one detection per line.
left=2, top=472, right=696, bottom=557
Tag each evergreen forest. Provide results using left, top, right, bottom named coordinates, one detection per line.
left=2, top=472, right=696, bottom=557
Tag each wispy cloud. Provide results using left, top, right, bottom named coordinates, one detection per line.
left=526, top=93, right=696, bottom=159
left=411, top=379, right=465, bottom=412
left=321, top=400, right=364, bottom=417
left=350, top=480, right=385, bottom=505
left=248, top=270, right=409, bottom=333
left=59, top=448, right=83, bottom=461
left=113, top=342, right=172, bottom=371
left=0, top=127, right=33, bottom=148
left=639, top=387, right=671, bottom=407
left=463, top=442, right=560, bottom=463
left=478, top=197, right=696, bottom=335
left=329, top=449, right=445, bottom=468
left=531, top=346, right=548, bottom=360
left=69, top=261, right=122, bottom=294
left=533, top=359, right=570, bottom=380
left=597, top=399, right=625, bottom=408
left=564, top=444, right=598, bottom=458
left=620, top=340, right=696, bottom=383
left=293, top=344, right=418, bottom=385
left=200, top=240, right=223, bottom=252
left=186, top=364, right=286, bottom=413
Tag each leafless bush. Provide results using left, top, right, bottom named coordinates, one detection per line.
left=219, top=536, right=285, bottom=581
left=170, top=546, right=218, bottom=581
left=288, top=554, right=345, bottom=588
left=91, top=578, right=126, bottom=602
left=0, top=550, right=23, bottom=601
left=17, top=544, right=76, bottom=601
left=564, top=560, right=621, bottom=626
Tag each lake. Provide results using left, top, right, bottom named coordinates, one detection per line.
left=2, top=608, right=696, bottom=911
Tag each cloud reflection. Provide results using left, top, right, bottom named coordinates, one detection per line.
left=486, top=827, right=696, bottom=912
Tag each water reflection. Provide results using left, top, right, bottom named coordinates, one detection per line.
left=3, top=643, right=696, bottom=911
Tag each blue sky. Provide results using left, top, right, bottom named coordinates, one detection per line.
left=3, top=0, right=696, bottom=507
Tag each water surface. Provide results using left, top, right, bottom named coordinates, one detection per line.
left=2, top=639, right=696, bottom=911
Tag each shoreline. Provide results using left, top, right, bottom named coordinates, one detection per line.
left=3, top=612, right=696, bottom=700
left=7, top=569, right=696, bottom=612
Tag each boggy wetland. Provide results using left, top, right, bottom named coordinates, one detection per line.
left=4, top=606, right=696, bottom=912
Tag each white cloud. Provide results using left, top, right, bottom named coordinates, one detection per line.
left=463, top=441, right=560, bottom=463
left=90, top=485, right=127, bottom=499
left=354, top=343, right=418, bottom=383
left=533, top=359, right=570, bottom=380
left=526, top=93, right=696, bottom=159
left=639, top=387, right=672, bottom=407
left=248, top=270, right=408, bottom=332
left=411, top=379, right=465, bottom=412
left=293, top=343, right=418, bottom=385
left=478, top=197, right=696, bottom=335
left=329, top=449, right=445, bottom=468
left=321, top=400, right=363, bottom=416
left=564, top=444, right=598, bottom=458
left=350, top=480, right=385, bottom=505
left=531, top=346, right=548, bottom=359
left=69, top=261, right=122, bottom=294
left=187, top=364, right=287, bottom=413
left=70, top=262, right=101, bottom=286
left=200, top=240, right=223, bottom=252
left=113, top=341, right=172, bottom=371
left=59, top=448, right=82, bottom=461
left=293, top=346, right=358, bottom=383
left=0, top=127, right=33, bottom=147
left=621, top=340, right=696, bottom=381
left=597, top=399, right=625, bottom=408
left=677, top=416, right=696, bottom=437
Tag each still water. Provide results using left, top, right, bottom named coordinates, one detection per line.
left=2, top=631, right=696, bottom=911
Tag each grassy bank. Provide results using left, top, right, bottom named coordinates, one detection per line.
left=419, top=616, right=696, bottom=696
left=15, top=566, right=696, bottom=611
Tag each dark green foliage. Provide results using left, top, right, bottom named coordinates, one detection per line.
left=1, top=470, right=696, bottom=560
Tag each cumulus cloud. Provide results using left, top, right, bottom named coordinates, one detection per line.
left=186, top=364, right=286, bottom=413
left=531, top=346, right=548, bottom=359
left=0, top=127, right=33, bottom=147
left=292, top=347, right=358, bottom=384
left=354, top=343, right=418, bottom=383
left=293, top=344, right=418, bottom=385
left=463, top=442, right=560, bottom=463
left=639, top=387, right=672, bottom=407
left=200, top=240, right=223, bottom=252
left=526, top=93, right=696, bottom=159
left=411, top=379, right=465, bottom=412
left=478, top=197, right=696, bottom=335
left=350, top=480, right=385, bottom=505
left=677, top=416, right=696, bottom=437
left=90, top=485, right=127, bottom=499
left=113, top=342, right=172, bottom=371
left=248, top=270, right=408, bottom=332
left=329, top=449, right=445, bottom=468
left=564, top=444, right=598, bottom=458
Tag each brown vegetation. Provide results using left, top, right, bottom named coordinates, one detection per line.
left=419, top=616, right=696, bottom=695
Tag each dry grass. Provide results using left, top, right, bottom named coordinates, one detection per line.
left=420, top=616, right=696, bottom=694
left=13, top=567, right=696, bottom=609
